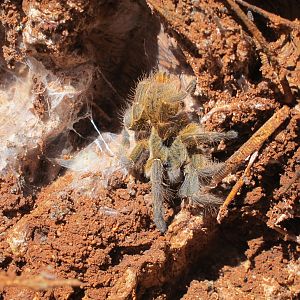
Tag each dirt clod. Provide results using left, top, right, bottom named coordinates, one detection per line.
left=0, top=0, right=299, bottom=299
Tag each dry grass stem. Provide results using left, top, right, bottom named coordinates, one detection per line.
left=0, top=273, right=82, bottom=291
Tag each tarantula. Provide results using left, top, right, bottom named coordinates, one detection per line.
left=120, top=72, right=237, bottom=232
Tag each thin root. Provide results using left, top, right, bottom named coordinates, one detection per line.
left=217, top=151, right=258, bottom=223
left=200, top=102, right=267, bottom=124
left=270, top=225, right=300, bottom=245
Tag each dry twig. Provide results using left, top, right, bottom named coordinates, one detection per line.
left=235, top=0, right=300, bottom=31
left=269, top=225, right=300, bottom=244
left=146, top=0, right=200, bottom=57
left=200, top=102, right=267, bottom=124
left=217, top=151, right=258, bottom=223
left=0, top=273, right=82, bottom=291
left=226, top=0, right=295, bottom=104
left=213, top=105, right=290, bottom=185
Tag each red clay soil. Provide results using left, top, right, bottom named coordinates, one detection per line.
left=0, top=0, right=299, bottom=299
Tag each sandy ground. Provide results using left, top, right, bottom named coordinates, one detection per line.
left=0, top=0, right=299, bottom=299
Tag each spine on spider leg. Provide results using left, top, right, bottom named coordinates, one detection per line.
left=150, top=159, right=167, bottom=233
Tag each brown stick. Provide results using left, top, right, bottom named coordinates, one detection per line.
left=235, top=0, right=300, bottom=31
left=213, top=105, right=290, bottom=185
left=226, top=0, right=294, bottom=104
left=270, top=226, right=300, bottom=244
left=217, top=151, right=258, bottom=223
left=0, top=273, right=82, bottom=291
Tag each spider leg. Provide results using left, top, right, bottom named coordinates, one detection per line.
left=145, top=158, right=167, bottom=233
left=167, top=137, right=188, bottom=183
left=167, top=123, right=230, bottom=184
left=190, top=153, right=226, bottom=185
left=118, top=128, right=149, bottom=171
left=121, top=128, right=130, bottom=149
left=179, top=123, right=237, bottom=146
left=179, top=154, right=224, bottom=209
left=145, top=127, right=169, bottom=233
left=179, top=167, right=223, bottom=209
left=122, top=140, right=149, bottom=172
left=190, top=192, right=223, bottom=213
left=178, top=163, right=200, bottom=198
left=167, top=122, right=236, bottom=182
left=185, top=78, right=197, bottom=94
left=128, top=140, right=148, bottom=167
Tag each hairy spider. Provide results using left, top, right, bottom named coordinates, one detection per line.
left=120, top=72, right=237, bottom=232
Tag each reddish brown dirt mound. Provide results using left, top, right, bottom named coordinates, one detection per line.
left=0, top=0, right=299, bottom=299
